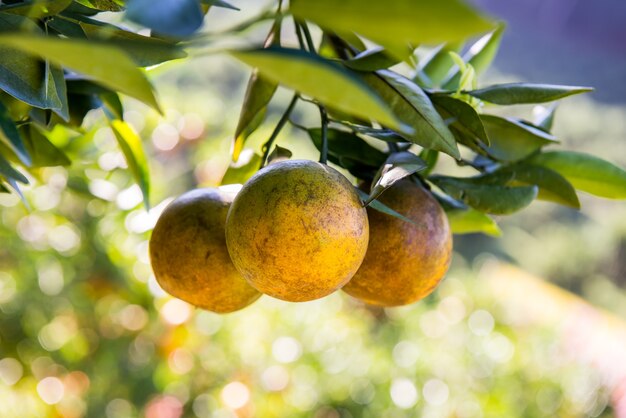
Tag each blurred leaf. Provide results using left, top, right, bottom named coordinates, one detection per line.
left=0, top=16, right=65, bottom=114
left=533, top=104, right=557, bottom=132
left=344, top=48, right=400, bottom=72
left=0, top=99, right=31, bottom=165
left=431, top=175, right=538, bottom=214
left=109, top=119, right=150, bottom=209
left=75, top=0, right=124, bottom=11
left=442, top=24, right=505, bottom=90
left=222, top=153, right=262, bottom=185
left=356, top=188, right=417, bottom=225
left=46, top=16, right=87, bottom=38
left=0, top=34, right=161, bottom=112
left=101, top=92, right=124, bottom=120
left=201, top=0, right=239, bottom=11
left=419, top=148, right=439, bottom=176
left=344, top=124, right=406, bottom=143
left=530, top=151, right=626, bottom=199
left=365, top=152, right=426, bottom=205
left=416, top=41, right=463, bottom=87
left=79, top=20, right=187, bottom=67
left=308, top=128, right=387, bottom=167
left=362, top=70, right=459, bottom=158
left=491, top=163, right=580, bottom=208
left=0, top=151, right=28, bottom=184
left=431, top=94, right=488, bottom=144
left=230, top=47, right=403, bottom=131
left=291, top=0, right=492, bottom=58
left=126, top=0, right=203, bottom=37
left=467, top=83, right=593, bottom=105
left=233, top=73, right=277, bottom=161
left=267, top=145, right=292, bottom=164
left=446, top=207, right=501, bottom=236
left=232, top=19, right=280, bottom=162
left=481, top=114, right=557, bottom=161
left=1, top=0, right=73, bottom=17
left=22, top=124, right=71, bottom=167
left=49, top=63, right=69, bottom=121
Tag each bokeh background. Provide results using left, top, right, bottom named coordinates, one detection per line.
left=1, top=1, right=626, bottom=417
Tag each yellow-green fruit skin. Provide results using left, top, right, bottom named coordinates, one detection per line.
left=343, top=179, right=452, bottom=307
left=149, top=188, right=261, bottom=313
left=225, top=160, right=369, bottom=302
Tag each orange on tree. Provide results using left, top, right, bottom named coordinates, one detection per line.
left=343, top=179, right=453, bottom=306
left=149, top=187, right=261, bottom=313
left=225, top=159, right=369, bottom=302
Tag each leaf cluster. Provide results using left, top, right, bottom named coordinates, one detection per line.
left=0, top=0, right=624, bottom=237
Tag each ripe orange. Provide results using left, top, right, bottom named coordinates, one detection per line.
left=225, top=160, right=369, bottom=302
left=149, top=187, right=261, bottom=313
left=343, top=179, right=452, bottom=306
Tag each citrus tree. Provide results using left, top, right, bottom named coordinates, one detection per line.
left=1, top=0, right=624, bottom=232
left=1, top=1, right=626, bottom=417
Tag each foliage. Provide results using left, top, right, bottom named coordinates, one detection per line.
left=0, top=0, right=624, bottom=240
left=0, top=1, right=625, bottom=416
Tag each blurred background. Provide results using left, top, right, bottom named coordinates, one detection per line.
left=1, top=1, right=625, bottom=417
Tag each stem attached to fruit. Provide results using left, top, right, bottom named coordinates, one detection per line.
left=260, top=94, right=299, bottom=168
left=319, top=106, right=329, bottom=164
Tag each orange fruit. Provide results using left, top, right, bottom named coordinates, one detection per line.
left=225, top=160, right=369, bottom=302
left=149, top=187, right=261, bottom=313
left=343, top=179, right=452, bottom=306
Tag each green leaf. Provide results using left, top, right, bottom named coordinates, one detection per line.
left=221, top=153, right=262, bottom=185
left=0, top=15, right=64, bottom=113
left=534, top=104, right=557, bottom=132
left=419, top=148, right=438, bottom=176
left=0, top=99, right=30, bottom=165
left=442, top=24, right=504, bottom=90
left=291, top=0, right=492, bottom=59
left=126, top=0, right=203, bottom=37
left=0, top=34, right=161, bottom=112
left=75, top=0, right=124, bottom=11
left=344, top=48, right=400, bottom=72
left=1, top=0, right=73, bottom=17
left=467, top=83, right=593, bottom=105
left=233, top=71, right=277, bottom=161
left=481, top=114, right=557, bottom=161
left=356, top=188, right=417, bottom=226
left=431, top=175, right=538, bottom=214
left=201, top=0, right=240, bottom=11
left=230, top=47, right=403, bottom=131
left=362, top=70, right=459, bottom=158
left=530, top=151, right=626, bottom=199
left=446, top=208, right=501, bottom=236
left=365, top=152, right=426, bottom=205
left=490, top=163, right=580, bottom=208
left=0, top=151, right=28, bottom=184
left=431, top=94, right=488, bottom=145
left=109, top=119, right=150, bottom=209
left=22, top=125, right=71, bottom=168
left=308, top=128, right=387, bottom=168
left=340, top=123, right=406, bottom=143
left=49, top=63, right=69, bottom=121
left=417, top=41, right=464, bottom=87
left=267, top=145, right=292, bottom=165
left=78, top=21, right=187, bottom=67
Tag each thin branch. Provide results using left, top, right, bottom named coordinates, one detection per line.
left=299, top=20, right=316, bottom=53
left=261, top=94, right=299, bottom=168
left=319, top=106, right=329, bottom=164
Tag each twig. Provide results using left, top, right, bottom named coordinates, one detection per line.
left=319, top=106, right=329, bottom=164
left=260, top=94, right=299, bottom=168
